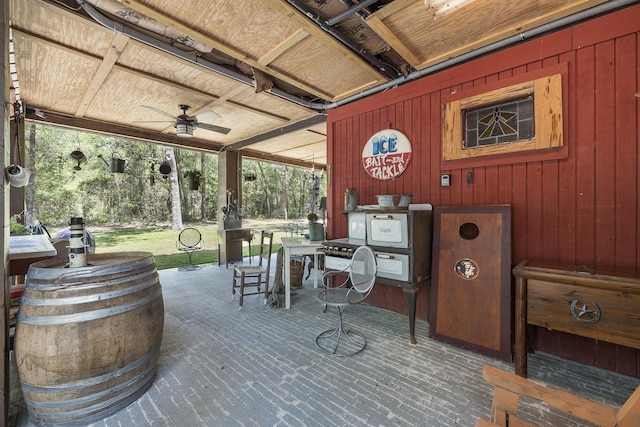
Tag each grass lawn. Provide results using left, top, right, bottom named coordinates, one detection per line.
left=84, top=219, right=306, bottom=270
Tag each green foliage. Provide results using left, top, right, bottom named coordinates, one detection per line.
left=241, top=160, right=326, bottom=220
left=27, top=124, right=324, bottom=227
left=9, top=215, right=30, bottom=235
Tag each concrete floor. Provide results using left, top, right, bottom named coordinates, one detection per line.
left=11, top=258, right=640, bottom=426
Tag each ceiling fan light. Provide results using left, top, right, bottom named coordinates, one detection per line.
left=175, top=123, right=194, bottom=137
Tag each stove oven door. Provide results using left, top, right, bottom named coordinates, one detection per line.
left=366, top=213, right=409, bottom=248
left=375, top=251, right=409, bottom=282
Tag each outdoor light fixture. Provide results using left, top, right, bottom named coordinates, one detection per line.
left=175, top=123, right=194, bottom=138
left=425, top=0, right=476, bottom=18
left=5, top=164, right=29, bottom=187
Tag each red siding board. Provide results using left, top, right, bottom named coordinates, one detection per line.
left=614, top=35, right=639, bottom=269
left=574, top=46, right=597, bottom=266
left=541, top=162, right=560, bottom=261
left=595, top=341, right=617, bottom=372
left=536, top=328, right=559, bottom=355
left=472, top=168, right=486, bottom=205
left=526, top=163, right=544, bottom=261
left=558, top=333, right=578, bottom=362
left=594, top=41, right=617, bottom=268
left=575, top=335, right=596, bottom=366
left=615, top=346, right=638, bottom=377
left=498, top=165, right=512, bottom=206
left=511, top=163, right=528, bottom=259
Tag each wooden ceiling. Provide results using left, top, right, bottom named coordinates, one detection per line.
left=9, top=0, right=616, bottom=168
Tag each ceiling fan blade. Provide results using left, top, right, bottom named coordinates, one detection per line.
left=141, top=105, right=177, bottom=119
left=195, top=110, right=222, bottom=123
left=133, top=120, right=174, bottom=124
left=197, top=122, right=232, bottom=135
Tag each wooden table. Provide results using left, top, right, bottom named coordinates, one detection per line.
left=513, top=260, right=640, bottom=377
left=9, top=234, right=57, bottom=276
left=218, top=228, right=253, bottom=268
left=281, top=237, right=322, bottom=309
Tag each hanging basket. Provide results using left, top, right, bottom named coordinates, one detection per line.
left=188, top=176, right=200, bottom=191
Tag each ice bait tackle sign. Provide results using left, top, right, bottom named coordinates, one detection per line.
left=362, top=129, right=412, bottom=180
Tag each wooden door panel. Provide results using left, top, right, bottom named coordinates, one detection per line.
left=430, top=205, right=512, bottom=361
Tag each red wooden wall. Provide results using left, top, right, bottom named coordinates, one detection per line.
left=326, top=5, right=640, bottom=376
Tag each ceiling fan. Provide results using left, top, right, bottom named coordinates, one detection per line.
left=138, top=104, right=231, bottom=137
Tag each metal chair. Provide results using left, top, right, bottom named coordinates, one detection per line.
left=284, top=222, right=301, bottom=237
left=316, top=245, right=377, bottom=356
left=176, top=227, right=203, bottom=271
left=232, top=231, right=274, bottom=310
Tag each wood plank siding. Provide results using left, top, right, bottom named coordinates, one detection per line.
left=326, top=4, right=640, bottom=376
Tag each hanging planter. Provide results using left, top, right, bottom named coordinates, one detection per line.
left=184, top=170, right=202, bottom=191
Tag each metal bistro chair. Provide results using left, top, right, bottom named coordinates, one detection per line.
left=316, top=246, right=377, bottom=356
left=177, top=227, right=203, bottom=271
left=232, top=231, right=274, bottom=310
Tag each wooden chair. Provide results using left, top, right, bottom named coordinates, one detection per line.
left=476, top=365, right=640, bottom=427
left=231, top=231, right=273, bottom=310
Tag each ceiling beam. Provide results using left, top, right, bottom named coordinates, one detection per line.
left=23, top=109, right=321, bottom=169
left=76, top=32, right=130, bottom=117
left=221, top=114, right=327, bottom=152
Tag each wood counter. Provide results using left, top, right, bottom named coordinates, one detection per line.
left=513, top=260, right=640, bottom=377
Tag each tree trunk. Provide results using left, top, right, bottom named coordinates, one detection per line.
left=199, top=151, right=206, bottom=221
left=167, top=146, right=183, bottom=230
left=257, top=162, right=271, bottom=217
left=280, top=166, right=292, bottom=220
left=25, top=124, right=36, bottom=225
left=311, top=170, right=321, bottom=215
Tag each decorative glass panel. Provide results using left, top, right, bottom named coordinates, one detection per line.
left=464, top=97, right=534, bottom=149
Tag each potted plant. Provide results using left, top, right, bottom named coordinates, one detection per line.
left=307, top=212, right=324, bottom=241
left=10, top=215, right=30, bottom=235
left=184, top=170, right=202, bottom=191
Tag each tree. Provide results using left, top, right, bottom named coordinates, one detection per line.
left=166, top=146, right=183, bottom=230
left=25, top=124, right=37, bottom=226
left=199, top=151, right=207, bottom=220
left=257, top=162, right=272, bottom=217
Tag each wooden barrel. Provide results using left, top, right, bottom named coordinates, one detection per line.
left=14, top=252, right=164, bottom=426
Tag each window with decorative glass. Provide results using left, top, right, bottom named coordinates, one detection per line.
left=442, top=74, right=563, bottom=162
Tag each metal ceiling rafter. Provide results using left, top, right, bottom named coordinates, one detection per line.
left=282, top=0, right=399, bottom=80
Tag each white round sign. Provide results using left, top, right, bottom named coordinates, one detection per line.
left=361, top=129, right=412, bottom=180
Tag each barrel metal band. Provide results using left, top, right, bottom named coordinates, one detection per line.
left=26, top=267, right=155, bottom=291
left=23, top=368, right=156, bottom=423
left=17, top=288, right=162, bottom=325
left=21, top=277, right=158, bottom=306
left=20, top=346, right=159, bottom=394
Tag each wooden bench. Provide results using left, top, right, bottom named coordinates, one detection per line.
left=476, top=365, right=640, bottom=427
